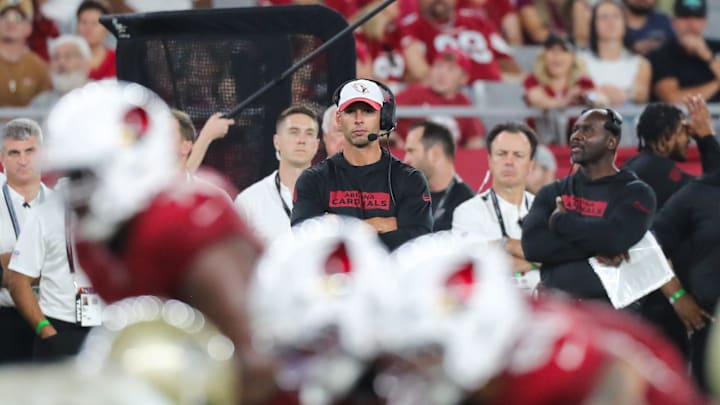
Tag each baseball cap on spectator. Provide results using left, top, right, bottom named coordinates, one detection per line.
left=434, top=47, right=472, bottom=75
left=0, top=0, right=33, bottom=19
left=337, top=79, right=384, bottom=112
left=674, top=0, right=706, bottom=18
left=543, top=34, right=574, bottom=52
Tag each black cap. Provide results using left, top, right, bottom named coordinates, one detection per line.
left=543, top=34, right=574, bottom=52
left=674, top=0, right=706, bottom=18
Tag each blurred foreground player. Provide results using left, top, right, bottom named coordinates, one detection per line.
left=41, top=81, right=271, bottom=404
left=375, top=232, right=710, bottom=405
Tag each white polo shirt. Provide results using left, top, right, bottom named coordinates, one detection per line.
left=0, top=182, right=50, bottom=307
left=234, top=170, right=293, bottom=244
left=452, top=188, right=540, bottom=292
left=8, top=194, right=91, bottom=323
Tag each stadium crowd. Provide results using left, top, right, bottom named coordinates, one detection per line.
left=3, top=0, right=720, bottom=404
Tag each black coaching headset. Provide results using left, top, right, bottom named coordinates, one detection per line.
left=331, top=79, right=397, bottom=135
left=579, top=107, right=623, bottom=136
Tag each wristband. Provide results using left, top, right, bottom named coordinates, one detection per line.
left=669, top=288, right=686, bottom=304
left=36, top=319, right=51, bottom=336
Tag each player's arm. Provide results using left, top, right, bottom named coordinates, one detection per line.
left=379, top=169, right=432, bottom=250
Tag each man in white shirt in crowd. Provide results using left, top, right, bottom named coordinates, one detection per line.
left=0, top=118, right=50, bottom=364
left=7, top=187, right=97, bottom=362
left=403, top=120, right=474, bottom=231
left=235, top=105, right=320, bottom=243
left=452, top=121, right=540, bottom=292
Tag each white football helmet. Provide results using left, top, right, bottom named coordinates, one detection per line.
left=43, top=80, right=176, bottom=241
left=376, top=232, right=529, bottom=399
left=250, top=216, right=390, bottom=405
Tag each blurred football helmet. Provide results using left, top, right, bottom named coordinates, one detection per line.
left=376, top=232, right=529, bottom=402
left=43, top=80, right=176, bottom=241
left=250, top=216, right=390, bottom=405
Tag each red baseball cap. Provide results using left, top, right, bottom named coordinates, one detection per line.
left=434, top=47, right=472, bottom=74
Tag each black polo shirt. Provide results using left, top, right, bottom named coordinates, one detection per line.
left=649, top=38, right=720, bottom=102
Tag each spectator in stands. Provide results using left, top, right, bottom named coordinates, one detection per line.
left=236, top=106, right=319, bottom=243
left=649, top=0, right=720, bottom=103
left=456, top=0, right=522, bottom=46
left=0, top=118, right=50, bottom=365
left=523, top=34, right=597, bottom=110
left=453, top=122, right=540, bottom=293
left=526, top=143, right=557, bottom=194
left=623, top=0, right=676, bottom=55
left=653, top=166, right=720, bottom=394
left=517, top=0, right=592, bottom=47
left=321, top=105, right=344, bottom=157
left=76, top=0, right=115, bottom=80
left=403, top=121, right=474, bottom=231
left=26, top=0, right=60, bottom=62
left=395, top=47, right=486, bottom=148
left=581, top=0, right=651, bottom=106
left=30, top=35, right=91, bottom=109
left=623, top=96, right=719, bottom=365
left=355, top=0, right=406, bottom=89
left=522, top=108, right=657, bottom=302
left=399, top=0, right=522, bottom=83
left=0, top=1, right=51, bottom=106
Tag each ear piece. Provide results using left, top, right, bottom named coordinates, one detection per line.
left=331, top=79, right=396, bottom=132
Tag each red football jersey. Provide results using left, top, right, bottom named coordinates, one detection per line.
left=399, top=9, right=513, bottom=82
left=355, top=27, right=406, bottom=84
left=487, top=298, right=707, bottom=405
left=395, top=83, right=486, bottom=145
left=75, top=181, right=262, bottom=303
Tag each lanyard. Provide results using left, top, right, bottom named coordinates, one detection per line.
left=490, top=189, right=529, bottom=238
left=64, top=207, right=76, bottom=274
left=274, top=172, right=292, bottom=219
left=432, top=177, right=457, bottom=221
left=2, top=183, right=43, bottom=239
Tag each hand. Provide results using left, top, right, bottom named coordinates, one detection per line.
left=554, top=196, right=567, bottom=214
left=364, top=217, right=398, bottom=234
left=671, top=293, right=715, bottom=332
left=684, top=94, right=714, bottom=137
left=679, top=34, right=713, bottom=61
left=595, top=252, right=630, bottom=267
left=597, top=84, right=627, bottom=106
left=40, top=324, right=57, bottom=339
left=198, top=112, right=235, bottom=141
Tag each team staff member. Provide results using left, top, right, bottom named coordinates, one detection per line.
left=403, top=121, right=473, bottom=232
left=522, top=109, right=657, bottom=301
left=0, top=118, right=50, bottom=364
left=235, top=106, right=320, bottom=243
left=292, top=79, right=432, bottom=250
left=623, top=96, right=718, bottom=357
left=453, top=122, right=539, bottom=292
left=653, top=169, right=720, bottom=393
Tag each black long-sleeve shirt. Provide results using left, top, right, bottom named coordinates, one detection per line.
left=623, top=136, right=720, bottom=210
left=291, top=150, right=432, bottom=250
left=522, top=169, right=656, bottom=300
left=653, top=170, right=720, bottom=310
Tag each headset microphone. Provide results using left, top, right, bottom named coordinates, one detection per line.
left=368, top=133, right=379, bottom=142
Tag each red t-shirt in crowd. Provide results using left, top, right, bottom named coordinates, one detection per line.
left=522, top=73, right=595, bottom=105
left=75, top=181, right=262, bottom=303
left=395, top=83, right=486, bottom=146
left=355, top=27, right=406, bottom=84
left=89, top=48, right=116, bottom=80
left=456, top=0, right=515, bottom=21
left=399, top=9, right=513, bottom=82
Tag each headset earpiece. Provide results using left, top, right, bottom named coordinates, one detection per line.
left=331, top=79, right=396, bottom=133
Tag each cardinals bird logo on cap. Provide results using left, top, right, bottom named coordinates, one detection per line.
left=353, top=83, right=369, bottom=94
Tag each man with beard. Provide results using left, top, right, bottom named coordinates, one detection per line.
left=30, top=35, right=90, bottom=109
left=623, top=96, right=719, bottom=360
left=649, top=0, right=720, bottom=103
left=521, top=108, right=657, bottom=302
left=398, top=0, right=522, bottom=83
left=292, top=79, right=432, bottom=250
left=624, top=0, right=676, bottom=55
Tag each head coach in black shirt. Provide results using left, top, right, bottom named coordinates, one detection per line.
left=291, top=79, right=432, bottom=250
left=650, top=0, right=720, bottom=103
left=521, top=108, right=656, bottom=301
